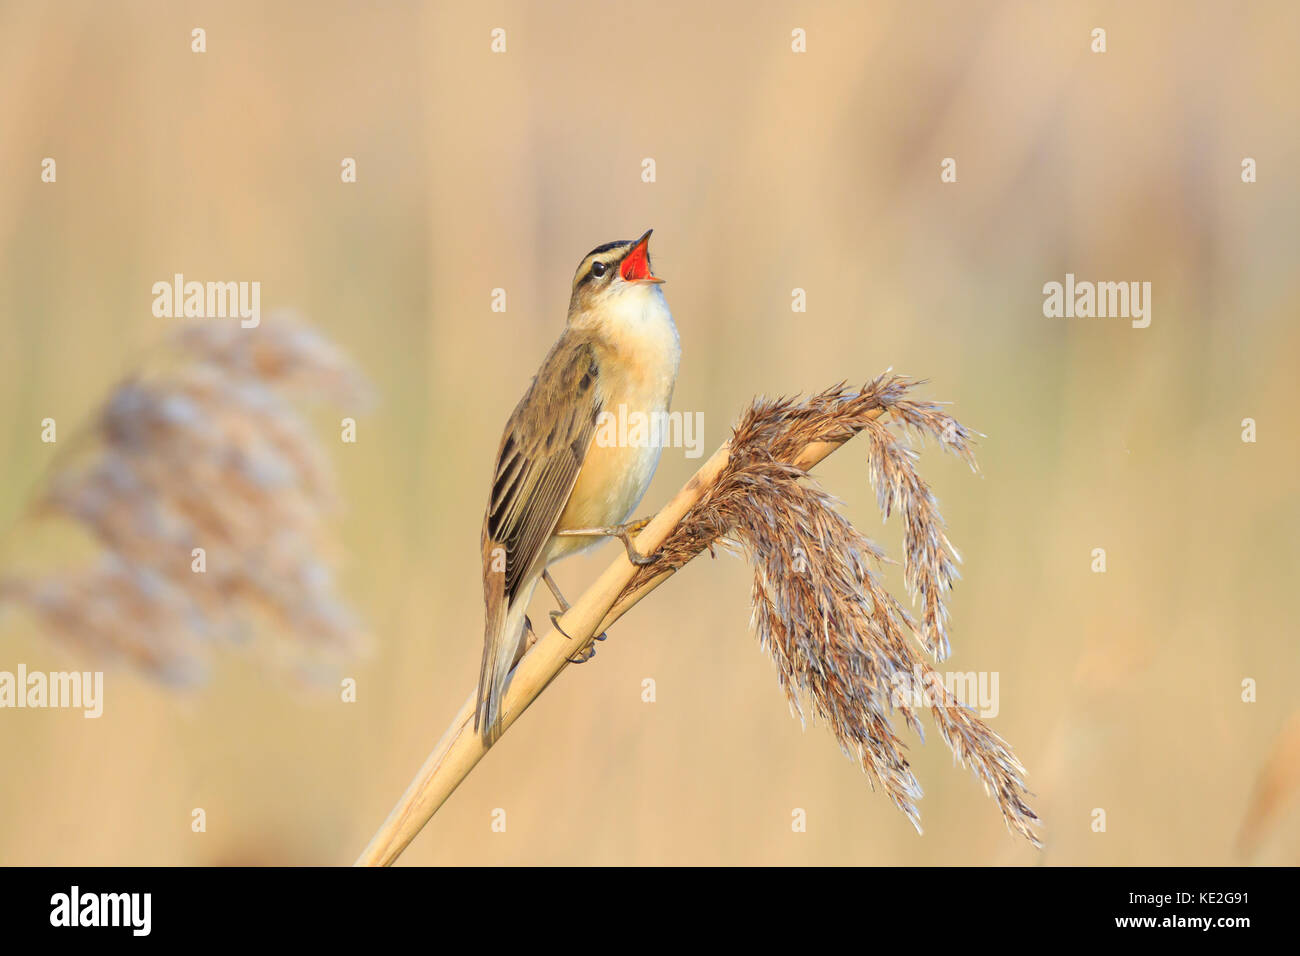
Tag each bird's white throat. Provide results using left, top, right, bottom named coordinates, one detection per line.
left=604, top=283, right=680, bottom=384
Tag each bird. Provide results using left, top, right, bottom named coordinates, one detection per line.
left=475, top=229, right=680, bottom=744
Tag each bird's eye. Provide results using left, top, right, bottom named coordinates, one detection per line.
left=590, top=261, right=607, bottom=278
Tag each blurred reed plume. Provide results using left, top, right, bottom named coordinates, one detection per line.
left=0, top=316, right=373, bottom=684
left=626, top=377, right=1040, bottom=844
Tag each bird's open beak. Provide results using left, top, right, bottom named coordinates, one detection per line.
left=620, top=229, right=664, bottom=283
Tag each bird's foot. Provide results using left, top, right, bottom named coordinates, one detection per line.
left=566, top=629, right=606, bottom=665
left=555, top=518, right=660, bottom=567
left=547, top=609, right=608, bottom=663
left=612, top=517, right=658, bottom=566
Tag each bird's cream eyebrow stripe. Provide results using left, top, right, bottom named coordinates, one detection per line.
left=575, top=241, right=634, bottom=286
left=576, top=255, right=610, bottom=285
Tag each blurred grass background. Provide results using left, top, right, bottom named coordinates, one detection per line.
left=0, top=0, right=1297, bottom=864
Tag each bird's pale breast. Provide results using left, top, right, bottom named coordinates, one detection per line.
left=548, top=286, right=680, bottom=562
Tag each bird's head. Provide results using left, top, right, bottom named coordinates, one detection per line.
left=567, top=229, right=665, bottom=319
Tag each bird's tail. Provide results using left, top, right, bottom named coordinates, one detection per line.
left=475, top=576, right=537, bottom=744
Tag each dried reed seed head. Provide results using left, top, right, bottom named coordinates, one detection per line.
left=1, top=317, right=370, bottom=683
left=624, top=375, right=1039, bottom=845
left=0, top=556, right=207, bottom=685
left=174, top=315, right=375, bottom=407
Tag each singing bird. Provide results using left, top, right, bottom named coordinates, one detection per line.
left=476, top=230, right=680, bottom=743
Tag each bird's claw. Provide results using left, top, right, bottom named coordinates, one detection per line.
left=549, top=609, right=607, bottom=663
left=566, top=631, right=606, bottom=665
left=614, top=520, right=659, bottom=567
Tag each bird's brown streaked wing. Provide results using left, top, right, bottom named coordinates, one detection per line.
left=476, top=332, right=602, bottom=737
left=483, top=333, right=602, bottom=598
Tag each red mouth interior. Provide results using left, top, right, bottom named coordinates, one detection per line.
left=620, top=241, right=653, bottom=281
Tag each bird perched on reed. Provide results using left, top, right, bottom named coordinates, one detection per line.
left=476, top=230, right=679, bottom=743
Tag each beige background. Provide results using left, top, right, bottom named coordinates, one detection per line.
left=0, top=0, right=1297, bottom=864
